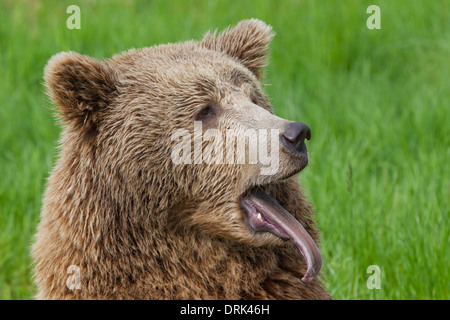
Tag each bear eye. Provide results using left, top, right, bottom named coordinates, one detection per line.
left=196, top=105, right=217, bottom=121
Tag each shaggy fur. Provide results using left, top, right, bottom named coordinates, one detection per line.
left=32, top=19, right=331, bottom=300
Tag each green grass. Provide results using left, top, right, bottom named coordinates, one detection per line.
left=0, top=0, right=448, bottom=299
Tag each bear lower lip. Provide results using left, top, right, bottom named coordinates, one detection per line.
left=240, top=186, right=322, bottom=283
left=242, top=197, right=291, bottom=240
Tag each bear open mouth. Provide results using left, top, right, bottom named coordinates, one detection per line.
left=240, top=187, right=322, bottom=283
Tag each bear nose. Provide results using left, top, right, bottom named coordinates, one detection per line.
left=281, top=122, right=311, bottom=154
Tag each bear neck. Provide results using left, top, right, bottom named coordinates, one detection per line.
left=55, top=144, right=260, bottom=264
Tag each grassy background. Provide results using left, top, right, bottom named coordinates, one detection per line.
left=0, top=0, right=448, bottom=299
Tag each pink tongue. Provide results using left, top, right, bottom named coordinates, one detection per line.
left=243, top=187, right=322, bottom=283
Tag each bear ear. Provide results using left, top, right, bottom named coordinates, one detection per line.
left=201, top=19, right=275, bottom=79
left=44, top=51, right=118, bottom=129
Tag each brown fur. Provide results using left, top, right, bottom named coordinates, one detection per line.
left=32, top=19, right=331, bottom=300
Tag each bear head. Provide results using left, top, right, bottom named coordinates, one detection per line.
left=44, top=19, right=320, bottom=283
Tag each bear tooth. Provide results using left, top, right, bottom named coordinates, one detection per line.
left=257, top=213, right=262, bottom=221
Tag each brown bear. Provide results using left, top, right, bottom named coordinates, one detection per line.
left=32, top=19, right=331, bottom=300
